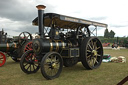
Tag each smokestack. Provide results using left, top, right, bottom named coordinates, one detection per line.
left=36, top=5, right=46, bottom=38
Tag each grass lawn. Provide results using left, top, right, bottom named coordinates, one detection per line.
left=0, top=49, right=128, bottom=85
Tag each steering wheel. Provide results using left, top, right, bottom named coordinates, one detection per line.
left=18, top=31, right=32, bottom=45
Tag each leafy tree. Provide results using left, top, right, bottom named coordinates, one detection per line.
left=104, top=28, right=109, bottom=38
left=109, top=30, right=115, bottom=38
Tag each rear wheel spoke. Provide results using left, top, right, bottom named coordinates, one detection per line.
left=88, top=44, right=93, bottom=50
left=97, top=54, right=101, bottom=56
left=96, top=47, right=100, bottom=50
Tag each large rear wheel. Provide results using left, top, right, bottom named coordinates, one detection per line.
left=81, top=37, right=103, bottom=69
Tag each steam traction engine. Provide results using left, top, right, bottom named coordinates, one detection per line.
left=20, top=5, right=108, bottom=79
left=0, top=31, right=32, bottom=67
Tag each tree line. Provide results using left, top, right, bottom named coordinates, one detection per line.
left=98, top=28, right=128, bottom=47
left=104, top=28, right=115, bottom=38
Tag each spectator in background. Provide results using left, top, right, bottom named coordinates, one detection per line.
left=112, top=43, right=114, bottom=48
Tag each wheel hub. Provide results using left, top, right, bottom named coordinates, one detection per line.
left=51, top=62, right=56, bottom=69
left=92, top=50, right=97, bottom=56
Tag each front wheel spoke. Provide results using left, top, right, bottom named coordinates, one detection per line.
left=51, top=69, right=55, bottom=76
left=27, top=64, right=31, bottom=71
left=51, top=55, right=56, bottom=62
left=44, top=66, right=49, bottom=73
left=30, top=64, right=31, bottom=71
left=33, top=64, right=35, bottom=70
left=34, top=64, right=38, bottom=67
left=49, top=69, right=52, bottom=76
left=54, top=56, right=57, bottom=62
left=46, top=68, right=51, bottom=75
left=44, top=59, right=50, bottom=65
left=51, top=69, right=54, bottom=76
left=53, top=68, right=57, bottom=75
left=50, top=55, right=54, bottom=61
left=56, top=64, right=60, bottom=69
left=94, top=58, right=98, bottom=63
left=24, top=63, right=28, bottom=67
left=93, top=58, right=96, bottom=65
left=46, top=58, right=51, bottom=63
left=55, top=59, right=59, bottom=64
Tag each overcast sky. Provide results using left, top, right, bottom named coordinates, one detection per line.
left=0, top=0, right=128, bottom=37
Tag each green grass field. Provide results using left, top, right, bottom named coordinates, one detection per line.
left=0, top=49, right=128, bottom=85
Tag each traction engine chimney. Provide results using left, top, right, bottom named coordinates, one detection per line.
left=36, top=5, right=46, bottom=38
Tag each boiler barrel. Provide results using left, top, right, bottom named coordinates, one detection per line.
left=33, top=39, right=72, bottom=55
left=0, top=43, right=17, bottom=52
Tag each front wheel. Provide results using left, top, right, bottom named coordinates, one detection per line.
left=20, top=50, right=40, bottom=74
left=40, top=52, right=63, bottom=80
left=80, top=37, right=103, bottom=70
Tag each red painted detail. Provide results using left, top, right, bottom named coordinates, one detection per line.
left=0, top=52, right=6, bottom=67
left=25, top=52, right=38, bottom=62
left=24, top=41, right=33, bottom=52
left=35, top=60, right=38, bottom=62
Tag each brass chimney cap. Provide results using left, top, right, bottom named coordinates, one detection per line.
left=36, top=5, right=46, bottom=10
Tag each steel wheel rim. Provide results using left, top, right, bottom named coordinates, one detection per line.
left=86, top=38, right=103, bottom=68
left=44, top=54, right=61, bottom=77
left=22, top=52, right=39, bottom=72
left=0, top=52, right=6, bottom=67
